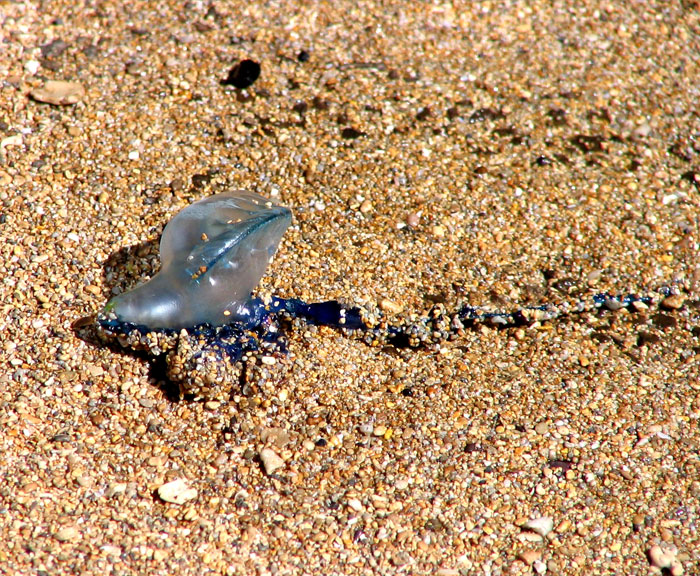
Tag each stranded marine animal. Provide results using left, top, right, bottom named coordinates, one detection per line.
left=96, top=191, right=679, bottom=399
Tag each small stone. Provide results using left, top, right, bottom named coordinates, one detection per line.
left=84, top=363, right=104, bottom=378
left=101, top=544, right=122, bottom=556
left=261, top=427, right=291, bottom=449
left=518, top=550, right=541, bottom=565
left=55, top=526, right=80, bottom=542
left=648, top=544, right=676, bottom=569
left=535, top=422, right=549, bottom=435
left=153, top=549, right=168, bottom=562
left=373, top=425, right=387, bottom=437
left=360, top=199, right=373, bottom=213
left=518, top=532, right=544, bottom=543
left=406, top=213, right=421, bottom=227
left=158, top=479, right=198, bottom=504
left=533, top=559, right=547, bottom=574
left=1, top=134, right=23, bottom=149
left=105, top=482, right=127, bottom=497
left=523, top=517, right=554, bottom=537
left=222, top=59, right=260, bottom=89
left=660, top=295, right=685, bottom=310
left=432, top=225, right=446, bottom=238
left=30, top=80, right=85, bottom=105
left=359, top=423, right=374, bottom=435
left=671, top=562, right=685, bottom=576
left=379, top=299, right=403, bottom=314
left=259, top=447, right=285, bottom=475
left=25, top=60, right=41, bottom=75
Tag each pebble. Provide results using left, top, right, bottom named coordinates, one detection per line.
left=522, top=517, right=554, bottom=537
left=432, top=224, right=446, bottom=238
left=259, top=448, right=285, bottom=475
left=158, top=479, right=198, bottom=504
left=1, top=134, right=23, bottom=149
left=518, top=550, right=541, bottom=565
left=534, top=422, right=549, bottom=435
left=29, top=80, right=85, bottom=105
left=406, top=212, right=421, bottom=227
left=54, top=526, right=80, bottom=542
left=660, top=295, right=685, bottom=310
left=648, top=544, right=679, bottom=570
left=261, top=427, right=291, bottom=449
left=359, top=199, right=373, bottom=213
left=379, top=298, right=403, bottom=314
left=223, top=59, right=261, bottom=89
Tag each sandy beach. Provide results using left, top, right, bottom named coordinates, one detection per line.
left=1, top=1, right=698, bottom=574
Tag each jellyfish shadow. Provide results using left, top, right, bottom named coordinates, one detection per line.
left=72, top=238, right=183, bottom=402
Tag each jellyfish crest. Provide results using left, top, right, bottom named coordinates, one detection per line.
left=107, top=191, right=292, bottom=330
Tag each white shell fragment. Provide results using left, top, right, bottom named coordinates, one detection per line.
left=105, top=191, right=292, bottom=330
left=522, top=516, right=554, bottom=537
left=157, top=478, right=198, bottom=504
left=259, top=447, right=285, bottom=475
left=30, top=80, right=85, bottom=105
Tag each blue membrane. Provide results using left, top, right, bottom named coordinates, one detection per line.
left=98, top=291, right=660, bottom=366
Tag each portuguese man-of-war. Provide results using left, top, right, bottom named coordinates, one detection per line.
left=96, top=191, right=684, bottom=399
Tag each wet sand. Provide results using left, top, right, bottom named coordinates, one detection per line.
left=1, top=1, right=698, bottom=574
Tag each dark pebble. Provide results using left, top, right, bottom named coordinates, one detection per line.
left=416, top=107, right=431, bottom=121
left=570, top=134, right=605, bottom=153
left=468, top=107, right=504, bottom=123
left=546, top=108, right=567, bottom=126
left=297, top=50, right=310, bottom=62
left=190, top=169, right=217, bottom=190
left=40, top=38, right=69, bottom=59
left=547, top=459, right=574, bottom=471
left=552, top=277, right=578, bottom=294
left=651, top=313, right=677, bottom=329
left=312, top=96, right=329, bottom=110
left=637, top=331, right=661, bottom=346
left=51, top=433, right=71, bottom=443
left=222, top=59, right=261, bottom=89
left=341, top=127, right=364, bottom=139
left=425, top=517, right=446, bottom=531
left=292, top=101, right=308, bottom=114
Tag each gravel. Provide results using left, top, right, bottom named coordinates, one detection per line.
left=1, top=1, right=698, bottom=575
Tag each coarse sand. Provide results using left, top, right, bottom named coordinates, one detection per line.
left=1, top=1, right=699, bottom=574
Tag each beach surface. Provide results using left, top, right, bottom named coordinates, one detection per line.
left=1, top=1, right=699, bottom=574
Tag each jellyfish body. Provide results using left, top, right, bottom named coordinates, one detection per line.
left=104, top=191, right=292, bottom=330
